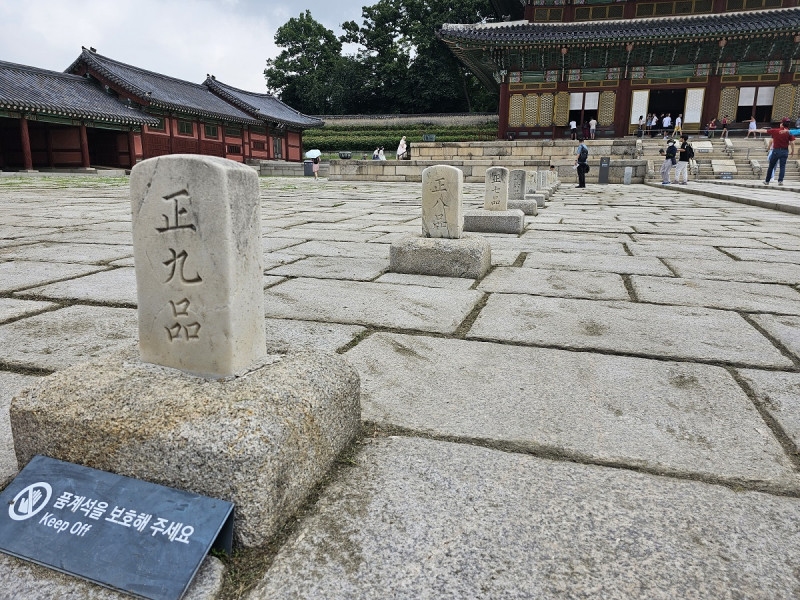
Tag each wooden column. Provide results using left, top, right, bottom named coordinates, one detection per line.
left=168, top=117, right=174, bottom=154
left=46, top=127, right=54, bottom=167
left=20, top=117, right=33, bottom=171
left=242, top=126, right=247, bottom=162
left=498, top=81, right=510, bottom=140
left=221, top=124, right=227, bottom=159
left=79, top=124, right=90, bottom=168
left=703, top=75, right=722, bottom=126
left=127, top=130, right=136, bottom=167
left=615, top=78, right=633, bottom=136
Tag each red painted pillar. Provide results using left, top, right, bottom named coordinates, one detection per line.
left=127, top=130, right=136, bottom=167
left=703, top=75, right=722, bottom=126
left=221, top=124, right=227, bottom=159
left=168, top=117, right=174, bottom=154
left=20, top=117, right=33, bottom=170
left=616, top=78, right=633, bottom=136
left=79, top=124, right=90, bottom=168
left=498, top=81, right=510, bottom=140
left=46, top=127, right=54, bottom=167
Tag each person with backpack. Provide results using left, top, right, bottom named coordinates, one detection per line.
left=575, top=137, right=589, bottom=188
left=658, top=138, right=678, bottom=184
left=675, top=134, right=693, bottom=185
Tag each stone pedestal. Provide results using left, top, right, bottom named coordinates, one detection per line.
left=463, top=209, right=525, bottom=234
left=508, top=199, right=538, bottom=216
left=390, top=236, right=491, bottom=279
left=10, top=345, right=361, bottom=548
left=525, top=193, right=547, bottom=208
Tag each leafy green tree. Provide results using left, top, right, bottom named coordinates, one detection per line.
left=341, top=0, right=496, bottom=113
left=263, top=10, right=346, bottom=114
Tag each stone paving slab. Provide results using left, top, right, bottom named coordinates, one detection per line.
left=719, top=247, right=800, bottom=263
left=478, top=267, right=629, bottom=300
left=0, top=242, right=133, bottom=264
left=0, top=553, right=224, bottom=600
left=0, top=305, right=138, bottom=371
left=523, top=252, right=672, bottom=276
left=0, top=371, right=42, bottom=482
left=32, top=229, right=134, bottom=245
left=0, top=298, right=57, bottom=323
left=16, top=267, right=137, bottom=305
left=266, top=256, right=387, bottom=281
left=626, top=243, right=730, bottom=260
left=512, top=238, right=629, bottom=255
left=737, top=369, right=800, bottom=449
left=273, top=228, right=383, bottom=243
left=264, top=278, right=483, bottom=334
left=0, top=261, right=105, bottom=293
left=750, top=314, right=800, bottom=360
left=374, top=273, right=476, bottom=290
left=466, top=295, right=793, bottom=368
left=347, top=333, right=797, bottom=488
left=664, top=258, right=800, bottom=284
left=282, top=240, right=390, bottom=259
left=629, top=234, right=774, bottom=248
left=631, top=275, right=800, bottom=315
left=264, top=318, right=366, bottom=352
left=248, top=436, right=800, bottom=600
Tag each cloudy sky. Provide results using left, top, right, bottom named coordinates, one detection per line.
left=0, top=0, right=367, bottom=92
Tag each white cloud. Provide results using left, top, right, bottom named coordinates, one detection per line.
left=0, top=0, right=366, bottom=92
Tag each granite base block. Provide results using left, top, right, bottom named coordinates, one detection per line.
left=526, top=193, right=547, bottom=208
left=463, top=209, right=525, bottom=235
left=390, top=235, right=491, bottom=279
left=508, top=199, right=538, bottom=216
left=10, top=345, right=361, bottom=547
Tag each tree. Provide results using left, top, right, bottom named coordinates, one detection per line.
left=263, top=11, right=346, bottom=114
left=341, top=0, right=496, bottom=113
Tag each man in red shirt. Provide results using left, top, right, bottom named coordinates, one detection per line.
left=758, top=118, right=796, bottom=186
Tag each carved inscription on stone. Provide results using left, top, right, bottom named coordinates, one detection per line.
left=131, top=155, right=266, bottom=378
left=421, top=165, right=463, bottom=239
left=509, top=170, right=527, bottom=202
left=484, top=167, right=508, bottom=211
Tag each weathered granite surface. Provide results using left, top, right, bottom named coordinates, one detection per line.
left=389, top=235, right=491, bottom=279
left=247, top=437, right=800, bottom=600
left=11, top=345, right=361, bottom=547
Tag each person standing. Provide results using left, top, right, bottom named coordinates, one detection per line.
left=662, top=113, right=672, bottom=137
left=746, top=117, right=758, bottom=138
left=706, top=118, right=717, bottom=138
left=575, top=137, right=589, bottom=188
left=589, top=117, right=597, bottom=140
left=720, top=115, right=729, bottom=138
left=675, top=134, right=692, bottom=185
left=569, top=120, right=577, bottom=140
left=659, top=138, right=677, bottom=185
left=757, top=118, right=796, bottom=186
left=378, top=147, right=386, bottom=161
left=673, top=114, right=682, bottom=137
left=312, top=156, right=320, bottom=180
left=650, top=113, right=659, bottom=137
left=396, top=136, right=407, bottom=159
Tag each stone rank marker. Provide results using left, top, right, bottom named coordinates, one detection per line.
left=464, top=166, right=525, bottom=235
left=130, top=154, right=266, bottom=378
left=390, top=165, right=490, bottom=279
left=421, top=164, right=463, bottom=239
left=508, top=169, right=538, bottom=216
left=484, top=166, right=509, bottom=210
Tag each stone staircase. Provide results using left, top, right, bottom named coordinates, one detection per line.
left=642, top=136, right=799, bottom=182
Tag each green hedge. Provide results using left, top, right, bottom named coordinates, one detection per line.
left=303, top=123, right=498, bottom=153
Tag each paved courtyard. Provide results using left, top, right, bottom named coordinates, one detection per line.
left=1, top=175, right=799, bottom=598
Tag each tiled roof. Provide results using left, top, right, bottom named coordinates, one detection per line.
left=66, top=49, right=261, bottom=125
left=0, top=60, right=159, bottom=126
left=440, top=7, right=800, bottom=44
left=203, top=77, right=323, bottom=129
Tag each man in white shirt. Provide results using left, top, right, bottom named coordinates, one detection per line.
left=662, top=114, right=672, bottom=137
left=569, top=120, right=577, bottom=140
left=589, top=117, right=597, bottom=140
left=673, top=114, right=682, bottom=136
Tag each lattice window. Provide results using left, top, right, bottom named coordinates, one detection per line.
left=554, top=92, right=570, bottom=127
left=524, top=95, right=539, bottom=127
left=772, top=85, right=795, bottom=121
left=718, top=87, right=739, bottom=120
left=539, top=94, right=554, bottom=127
left=598, top=91, right=616, bottom=126
left=792, top=85, right=800, bottom=123
left=509, top=94, right=525, bottom=128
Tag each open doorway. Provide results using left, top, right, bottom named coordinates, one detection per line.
left=648, top=89, right=687, bottom=134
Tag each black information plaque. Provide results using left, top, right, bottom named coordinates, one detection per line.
left=0, top=455, right=234, bottom=600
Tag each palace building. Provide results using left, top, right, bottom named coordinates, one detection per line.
left=439, top=3, right=800, bottom=139
left=0, top=48, right=321, bottom=171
